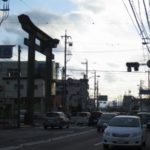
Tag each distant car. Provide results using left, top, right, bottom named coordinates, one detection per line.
left=102, top=115, right=147, bottom=149
left=71, top=112, right=91, bottom=126
left=33, top=112, right=45, bottom=126
left=137, top=112, right=150, bottom=129
left=97, top=112, right=118, bottom=132
left=43, top=112, right=70, bottom=129
left=88, top=111, right=102, bottom=126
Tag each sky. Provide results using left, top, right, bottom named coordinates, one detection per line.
left=0, top=0, right=150, bottom=102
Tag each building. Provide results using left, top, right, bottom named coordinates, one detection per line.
left=56, top=78, right=89, bottom=112
left=122, top=95, right=138, bottom=113
left=0, top=60, right=57, bottom=121
left=0, top=61, right=91, bottom=118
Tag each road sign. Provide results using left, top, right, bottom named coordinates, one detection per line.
left=0, top=45, right=14, bottom=58
left=98, top=95, right=108, bottom=101
left=139, top=89, right=150, bottom=94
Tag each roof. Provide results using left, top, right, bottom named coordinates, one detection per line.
left=137, top=112, right=150, bottom=115
left=114, top=115, right=139, bottom=119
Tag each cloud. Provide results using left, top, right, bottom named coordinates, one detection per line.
left=72, top=0, right=105, bottom=13
left=103, top=72, right=117, bottom=83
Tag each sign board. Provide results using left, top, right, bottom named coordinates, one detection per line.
left=0, top=45, right=14, bottom=58
left=139, top=89, right=150, bottom=95
left=98, top=95, right=108, bottom=101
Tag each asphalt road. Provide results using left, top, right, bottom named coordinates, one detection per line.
left=1, top=126, right=150, bottom=150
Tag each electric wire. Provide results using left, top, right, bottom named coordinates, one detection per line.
left=66, top=68, right=148, bottom=74
left=143, top=0, right=150, bottom=32
left=122, top=0, right=140, bottom=35
left=131, top=0, right=149, bottom=38
left=128, top=0, right=150, bottom=53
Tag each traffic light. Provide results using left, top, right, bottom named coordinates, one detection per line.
left=147, top=60, right=150, bottom=68
left=126, top=62, right=140, bottom=72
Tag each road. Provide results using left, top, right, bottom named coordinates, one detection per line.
left=0, top=125, right=150, bottom=150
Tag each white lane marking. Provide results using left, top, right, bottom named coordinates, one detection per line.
left=0, top=129, right=95, bottom=150
left=94, top=141, right=103, bottom=146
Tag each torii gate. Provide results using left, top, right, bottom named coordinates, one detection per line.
left=18, top=14, right=59, bottom=125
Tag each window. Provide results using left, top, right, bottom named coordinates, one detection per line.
left=14, top=84, right=24, bottom=89
left=7, top=68, right=18, bottom=77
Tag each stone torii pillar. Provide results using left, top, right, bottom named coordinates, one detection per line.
left=18, top=14, right=59, bottom=125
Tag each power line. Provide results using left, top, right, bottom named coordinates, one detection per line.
left=122, top=0, right=140, bottom=35
left=0, top=0, right=10, bottom=26
left=19, top=0, right=33, bottom=10
left=66, top=68, right=148, bottom=74
left=143, top=0, right=150, bottom=32
left=54, top=49, right=144, bottom=54
left=128, top=0, right=150, bottom=53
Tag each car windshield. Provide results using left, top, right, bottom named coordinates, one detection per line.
left=78, top=113, right=89, bottom=117
left=101, top=114, right=116, bottom=120
left=109, top=117, right=140, bottom=127
left=46, top=113, right=59, bottom=117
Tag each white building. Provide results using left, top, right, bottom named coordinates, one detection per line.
left=0, top=61, right=57, bottom=113
left=56, top=78, right=89, bottom=111
left=0, top=61, right=91, bottom=113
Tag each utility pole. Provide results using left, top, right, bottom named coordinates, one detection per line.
left=94, top=71, right=96, bottom=110
left=81, top=59, right=88, bottom=79
left=97, top=79, right=99, bottom=110
left=61, top=30, right=72, bottom=112
left=93, top=70, right=100, bottom=110
left=17, top=45, right=21, bottom=128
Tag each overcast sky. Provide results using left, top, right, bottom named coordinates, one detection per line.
left=0, top=0, right=150, bottom=101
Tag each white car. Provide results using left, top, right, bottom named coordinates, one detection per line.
left=71, top=112, right=91, bottom=126
left=102, top=115, right=147, bottom=149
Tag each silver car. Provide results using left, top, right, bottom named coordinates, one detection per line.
left=43, top=112, right=70, bottom=129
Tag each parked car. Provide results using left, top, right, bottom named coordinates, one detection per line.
left=137, top=112, right=150, bottom=129
left=70, top=112, right=79, bottom=124
left=43, top=112, right=70, bottom=129
left=102, top=115, right=147, bottom=149
left=71, top=112, right=91, bottom=126
left=97, top=112, right=118, bottom=132
left=33, top=112, right=45, bottom=126
left=88, top=111, right=102, bottom=126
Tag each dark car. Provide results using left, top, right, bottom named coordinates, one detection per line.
left=137, top=112, right=150, bottom=129
left=43, top=112, right=70, bottom=129
left=97, top=112, right=118, bottom=132
left=88, top=111, right=102, bottom=126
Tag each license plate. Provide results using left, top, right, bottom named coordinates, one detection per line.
left=117, top=139, right=125, bottom=144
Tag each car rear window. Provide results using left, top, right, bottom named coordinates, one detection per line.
left=101, top=114, right=116, bottom=120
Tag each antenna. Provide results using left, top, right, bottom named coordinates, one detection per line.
left=0, top=0, right=10, bottom=26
